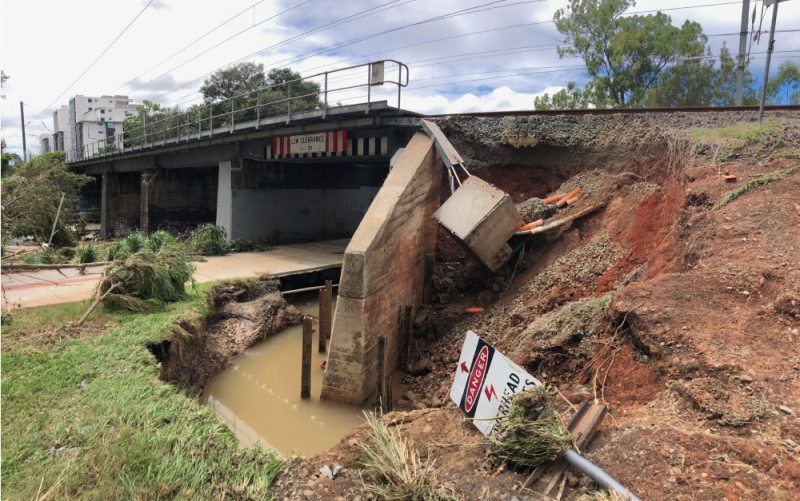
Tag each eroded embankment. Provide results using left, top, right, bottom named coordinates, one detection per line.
left=149, top=280, right=303, bottom=395
left=271, top=112, right=800, bottom=501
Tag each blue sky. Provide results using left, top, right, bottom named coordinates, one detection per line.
left=2, top=0, right=799, bottom=156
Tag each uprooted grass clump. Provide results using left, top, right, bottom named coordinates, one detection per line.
left=487, top=386, right=574, bottom=471
left=713, top=167, right=796, bottom=210
left=191, top=224, right=230, bottom=256
left=357, top=409, right=459, bottom=501
left=229, top=238, right=275, bottom=253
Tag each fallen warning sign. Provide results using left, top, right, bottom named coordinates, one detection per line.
left=450, top=331, right=542, bottom=435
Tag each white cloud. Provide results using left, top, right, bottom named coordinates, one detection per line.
left=403, top=85, right=567, bottom=114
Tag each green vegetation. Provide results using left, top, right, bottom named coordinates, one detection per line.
left=123, top=63, right=321, bottom=147
left=1, top=151, right=90, bottom=247
left=229, top=238, right=276, bottom=253
left=22, top=252, right=52, bottom=265
left=766, top=61, right=800, bottom=105
left=690, top=117, right=785, bottom=159
left=535, top=0, right=758, bottom=109
left=487, top=386, right=574, bottom=471
left=357, top=409, right=458, bottom=501
left=191, top=223, right=230, bottom=256
left=1, top=283, right=283, bottom=499
left=76, top=243, right=100, bottom=264
left=97, top=232, right=196, bottom=313
left=713, top=167, right=796, bottom=211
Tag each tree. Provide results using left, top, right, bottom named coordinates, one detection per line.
left=767, top=61, right=800, bottom=105
left=1, top=70, right=8, bottom=99
left=1, top=151, right=90, bottom=246
left=534, top=82, right=590, bottom=110
left=714, top=45, right=759, bottom=105
left=554, top=0, right=707, bottom=107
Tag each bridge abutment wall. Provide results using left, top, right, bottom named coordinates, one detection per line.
left=320, top=131, right=442, bottom=405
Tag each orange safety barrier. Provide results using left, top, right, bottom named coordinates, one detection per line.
left=543, top=194, right=564, bottom=204
left=465, top=307, right=484, bottom=314
left=557, top=187, right=581, bottom=207
left=519, top=219, right=544, bottom=231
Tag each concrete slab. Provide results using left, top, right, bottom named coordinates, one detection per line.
left=1, top=239, right=348, bottom=309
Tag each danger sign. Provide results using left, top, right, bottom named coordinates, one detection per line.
left=450, top=331, right=542, bottom=436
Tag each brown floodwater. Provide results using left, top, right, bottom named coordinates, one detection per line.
left=201, top=291, right=365, bottom=457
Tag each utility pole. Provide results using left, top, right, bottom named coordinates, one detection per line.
left=20, top=101, right=27, bottom=162
left=736, top=0, right=750, bottom=106
left=758, top=0, right=783, bottom=123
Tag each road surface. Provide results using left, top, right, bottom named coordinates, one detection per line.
left=1, top=239, right=347, bottom=309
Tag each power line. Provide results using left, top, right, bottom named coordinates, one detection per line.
left=3, top=1, right=155, bottom=142
left=129, top=0, right=409, bottom=98
left=123, top=0, right=319, bottom=95
left=111, top=0, right=269, bottom=94
left=157, top=0, right=548, bottom=106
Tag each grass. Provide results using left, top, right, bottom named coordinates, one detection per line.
left=690, top=117, right=785, bottom=160
left=191, top=224, right=230, bottom=256
left=486, top=386, right=574, bottom=472
left=713, top=167, right=796, bottom=210
left=357, top=409, right=458, bottom=501
left=76, top=243, right=100, bottom=264
left=1, top=281, right=284, bottom=500
left=229, top=238, right=276, bottom=253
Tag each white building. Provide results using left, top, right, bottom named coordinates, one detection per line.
left=52, top=105, right=71, bottom=152
left=39, top=133, right=54, bottom=153
left=68, top=95, right=139, bottom=158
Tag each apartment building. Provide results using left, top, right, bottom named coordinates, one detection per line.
left=52, top=105, right=71, bottom=152
left=68, top=95, right=139, bottom=156
left=39, top=133, right=53, bottom=153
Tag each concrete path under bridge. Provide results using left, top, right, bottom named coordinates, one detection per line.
left=1, top=239, right=348, bottom=309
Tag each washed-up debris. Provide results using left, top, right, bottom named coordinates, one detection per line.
left=517, top=198, right=557, bottom=223
left=722, top=174, right=738, bottom=183
left=543, top=194, right=565, bottom=204
left=465, top=307, right=484, bottom=314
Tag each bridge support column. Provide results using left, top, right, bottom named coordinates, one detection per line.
left=215, top=160, right=234, bottom=240
left=141, top=169, right=159, bottom=235
left=100, top=173, right=108, bottom=239
left=321, top=132, right=442, bottom=405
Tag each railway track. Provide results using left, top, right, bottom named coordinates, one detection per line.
left=428, top=104, right=800, bottom=118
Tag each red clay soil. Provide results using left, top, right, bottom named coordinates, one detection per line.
left=271, top=125, right=800, bottom=500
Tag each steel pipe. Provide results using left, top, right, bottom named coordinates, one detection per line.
left=564, top=449, right=641, bottom=501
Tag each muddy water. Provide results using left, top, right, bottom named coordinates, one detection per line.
left=201, top=291, right=365, bottom=457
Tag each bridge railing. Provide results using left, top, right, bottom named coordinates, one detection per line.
left=66, top=60, right=409, bottom=163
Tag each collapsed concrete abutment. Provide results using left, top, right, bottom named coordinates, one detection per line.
left=321, top=131, right=442, bottom=405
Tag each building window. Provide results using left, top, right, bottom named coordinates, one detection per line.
left=107, top=122, right=115, bottom=128
left=101, top=109, right=105, bottom=113
left=88, top=98, right=93, bottom=103
left=88, top=107, right=92, bottom=111
left=101, top=118, right=105, bottom=122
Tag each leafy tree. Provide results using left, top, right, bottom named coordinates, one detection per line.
left=1, top=151, right=90, bottom=246
left=199, top=62, right=268, bottom=102
left=1, top=70, right=8, bottom=99
left=767, top=61, right=800, bottom=104
left=714, top=45, right=759, bottom=105
left=644, top=48, right=717, bottom=107
left=554, top=0, right=707, bottom=107
left=534, top=82, right=589, bottom=110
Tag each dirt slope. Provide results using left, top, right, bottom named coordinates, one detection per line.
left=273, top=111, right=800, bottom=501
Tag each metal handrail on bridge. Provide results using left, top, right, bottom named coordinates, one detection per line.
left=66, top=60, right=409, bottom=163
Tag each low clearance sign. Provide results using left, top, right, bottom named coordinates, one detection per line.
left=450, top=331, right=542, bottom=436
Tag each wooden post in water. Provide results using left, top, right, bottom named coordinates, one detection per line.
left=323, top=280, right=333, bottom=341
left=318, top=289, right=327, bottom=353
left=377, top=336, right=387, bottom=413
left=301, top=316, right=312, bottom=398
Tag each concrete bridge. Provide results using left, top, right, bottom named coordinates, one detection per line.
left=69, top=95, right=461, bottom=406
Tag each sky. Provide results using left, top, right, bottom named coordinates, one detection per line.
left=2, top=0, right=800, bottom=156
